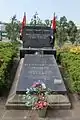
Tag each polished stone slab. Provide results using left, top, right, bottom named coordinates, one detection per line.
left=16, top=54, right=67, bottom=94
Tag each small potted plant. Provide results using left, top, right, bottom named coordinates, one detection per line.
left=33, top=92, right=48, bottom=117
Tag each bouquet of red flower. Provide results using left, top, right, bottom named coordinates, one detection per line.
left=23, top=81, right=49, bottom=117
left=35, top=100, right=48, bottom=109
left=34, top=98, right=48, bottom=117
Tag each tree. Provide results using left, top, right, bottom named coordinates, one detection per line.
left=55, top=16, right=78, bottom=47
left=44, top=19, right=51, bottom=26
left=6, top=15, right=20, bottom=42
left=29, top=12, right=44, bottom=26
left=74, top=28, right=80, bottom=45
left=56, top=16, right=68, bottom=47
left=67, top=21, right=77, bottom=44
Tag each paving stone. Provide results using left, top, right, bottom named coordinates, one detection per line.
left=1, top=108, right=80, bottom=120
left=1, top=110, right=38, bottom=120
left=2, top=110, right=27, bottom=118
left=47, top=109, right=72, bottom=118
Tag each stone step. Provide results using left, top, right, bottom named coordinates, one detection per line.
left=5, top=94, right=71, bottom=110
left=6, top=102, right=71, bottom=110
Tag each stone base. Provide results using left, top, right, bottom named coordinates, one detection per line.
left=47, top=94, right=71, bottom=109
left=5, top=58, right=24, bottom=110
left=5, top=58, right=71, bottom=110
left=6, top=93, right=71, bottom=110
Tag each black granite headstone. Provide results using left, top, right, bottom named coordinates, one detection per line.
left=22, top=26, right=53, bottom=48
left=20, top=48, right=56, bottom=59
left=16, top=54, right=67, bottom=94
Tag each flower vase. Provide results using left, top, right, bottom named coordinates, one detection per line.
left=38, top=107, right=47, bottom=117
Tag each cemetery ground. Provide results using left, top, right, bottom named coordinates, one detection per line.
left=0, top=43, right=80, bottom=119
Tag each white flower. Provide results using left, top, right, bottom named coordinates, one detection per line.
left=26, top=88, right=30, bottom=94
left=42, top=83, right=46, bottom=89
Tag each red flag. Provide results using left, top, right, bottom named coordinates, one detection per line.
left=51, top=13, right=56, bottom=31
left=20, top=12, right=26, bottom=37
left=22, top=12, right=26, bottom=28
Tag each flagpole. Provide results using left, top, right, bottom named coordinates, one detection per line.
left=53, top=12, right=56, bottom=48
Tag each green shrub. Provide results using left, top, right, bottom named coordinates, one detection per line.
left=0, top=42, right=18, bottom=95
left=59, top=51, right=80, bottom=92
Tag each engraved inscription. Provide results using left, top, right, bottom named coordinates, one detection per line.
left=26, top=34, right=50, bottom=39
left=27, top=66, right=53, bottom=75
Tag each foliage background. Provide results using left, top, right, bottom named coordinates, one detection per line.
left=0, top=42, right=18, bottom=95
left=1, top=13, right=80, bottom=95
left=57, top=46, right=80, bottom=92
left=5, top=13, right=80, bottom=45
